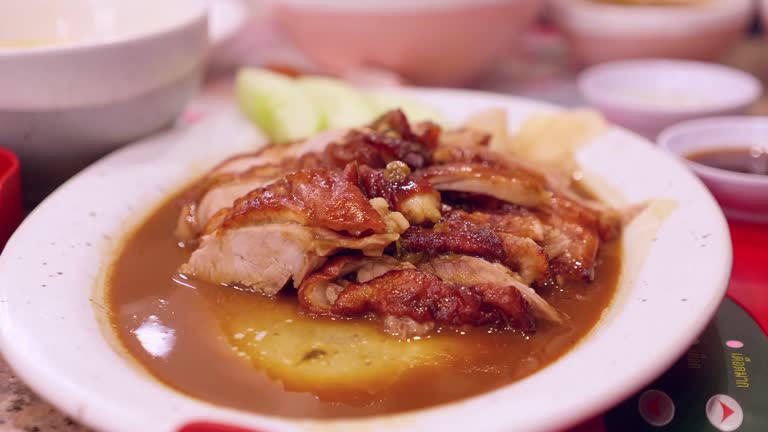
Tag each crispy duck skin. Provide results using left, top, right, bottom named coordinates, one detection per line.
left=310, top=110, right=438, bottom=170
left=358, top=163, right=441, bottom=225
left=298, top=255, right=558, bottom=334
left=298, top=255, right=415, bottom=314
left=417, top=163, right=551, bottom=208
left=331, top=269, right=535, bottom=333
left=206, top=164, right=386, bottom=237
left=400, top=219, right=551, bottom=286
left=176, top=134, right=339, bottom=241
left=208, top=110, right=435, bottom=178
left=548, top=192, right=621, bottom=241
left=438, top=201, right=602, bottom=284
left=539, top=213, right=601, bottom=283
left=441, top=207, right=545, bottom=242
left=298, top=255, right=435, bottom=339
left=176, top=110, right=439, bottom=240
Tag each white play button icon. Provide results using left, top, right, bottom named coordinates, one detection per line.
left=706, top=394, right=743, bottom=431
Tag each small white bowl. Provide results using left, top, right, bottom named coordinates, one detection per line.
left=658, top=116, right=768, bottom=223
left=578, top=59, right=762, bottom=139
left=549, top=0, right=753, bottom=65
left=0, top=0, right=208, bottom=204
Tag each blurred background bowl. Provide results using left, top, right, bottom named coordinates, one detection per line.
left=658, top=116, right=768, bottom=223
left=578, top=59, right=762, bottom=139
left=271, top=0, right=544, bottom=87
left=761, top=0, right=768, bottom=39
left=549, top=0, right=753, bottom=66
left=0, top=0, right=208, bottom=205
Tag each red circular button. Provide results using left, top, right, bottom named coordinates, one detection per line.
left=638, top=389, right=675, bottom=427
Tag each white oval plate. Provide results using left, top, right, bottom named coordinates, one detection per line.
left=0, top=89, right=731, bottom=432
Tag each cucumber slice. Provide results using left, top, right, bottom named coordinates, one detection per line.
left=235, top=68, right=320, bottom=143
left=368, top=92, right=450, bottom=126
left=298, top=76, right=375, bottom=129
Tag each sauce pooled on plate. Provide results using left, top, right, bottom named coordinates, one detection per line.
left=107, top=109, right=624, bottom=418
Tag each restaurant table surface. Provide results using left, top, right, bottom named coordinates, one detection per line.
left=0, top=32, right=767, bottom=432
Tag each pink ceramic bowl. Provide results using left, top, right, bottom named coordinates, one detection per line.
left=658, top=116, right=768, bottom=223
left=549, top=0, right=753, bottom=66
left=271, top=0, right=544, bottom=86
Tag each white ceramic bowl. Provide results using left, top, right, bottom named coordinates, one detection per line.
left=578, top=59, right=762, bottom=139
left=658, top=116, right=768, bottom=223
left=0, top=0, right=208, bottom=204
left=0, top=89, right=731, bottom=432
left=549, top=0, right=753, bottom=66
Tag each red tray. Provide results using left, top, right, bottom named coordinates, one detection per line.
left=727, top=220, right=768, bottom=334
left=0, top=147, right=22, bottom=251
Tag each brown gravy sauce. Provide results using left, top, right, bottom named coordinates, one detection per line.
left=107, top=192, right=621, bottom=419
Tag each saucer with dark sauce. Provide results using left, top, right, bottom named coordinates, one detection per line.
left=687, top=146, right=768, bottom=176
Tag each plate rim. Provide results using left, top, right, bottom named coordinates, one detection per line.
left=0, top=87, right=732, bottom=432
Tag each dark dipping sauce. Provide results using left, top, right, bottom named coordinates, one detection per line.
left=687, top=147, right=768, bottom=176
left=107, top=191, right=622, bottom=419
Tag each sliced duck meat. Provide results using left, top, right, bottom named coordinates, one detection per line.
left=548, top=191, right=621, bottom=241
left=180, top=224, right=401, bottom=296
left=418, top=255, right=561, bottom=323
left=298, top=256, right=537, bottom=337
left=440, top=207, right=546, bottom=242
left=400, top=223, right=550, bottom=286
left=539, top=213, right=601, bottom=284
left=331, top=269, right=535, bottom=334
left=180, top=166, right=409, bottom=295
left=441, top=203, right=604, bottom=285
left=175, top=164, right=293, bottom=242
left=298, top=255, right=415, bottom=314
left=429, top=146, right=622, bottom=240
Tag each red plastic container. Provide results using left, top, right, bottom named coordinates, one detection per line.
left=0, top=147, right=22, bottom=251
left=178, top=422, right=266, bottom=432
